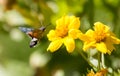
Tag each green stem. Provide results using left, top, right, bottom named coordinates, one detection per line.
left=77, top=50, right=97, bottom=69
left=101, top=53, right=106, bottom=68
left=98, top=52, right=101, bottom=71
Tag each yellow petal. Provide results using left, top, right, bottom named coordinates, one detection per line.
left=96, top=42, right=108, bottom=54
left=109, top=31, right=116, bottom=36
left=80, top=29, right=94, bottom=42
left=56, top=16, right=69, bottom=29
left=83, top=41, right=96, bottom=51
left=68, top=29, right=82, bottom=39
left=68, top=16, right=80, bottom=29
left=47, top=39, right=63, bottom=52
left=64, top=16, right=70, bottom=27
left=105, top=37, right=116, bottom=54
left=47, top=30, right=60, bottom=41
left=63, top=37, right=75, bottom=53
left=85, top=29, right=94, bottom=38
left=110, top=36, right=120, bottom=44
left=94, top=22, right=110, bottom=32
left=87, top=70, right=95, bottom=76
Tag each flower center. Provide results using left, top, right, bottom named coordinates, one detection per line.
left=56, top=28, right=68, bottom=38
left=94, top=31, right=106, bottom=43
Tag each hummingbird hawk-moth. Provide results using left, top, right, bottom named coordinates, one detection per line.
left=19, top=26, right=46, bottom=48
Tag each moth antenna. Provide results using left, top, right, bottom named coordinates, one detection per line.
left=40, top=21, right=43, bottom=26
left=40, top=21, right=51, bottom=27
left=45, top=23, right=51, bottom=28
left=39, top=21, right=51, bottom=31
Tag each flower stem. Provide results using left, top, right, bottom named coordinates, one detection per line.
left=77, top=50, right=97, bottom=69
left=101, top=53, right=106, bottom=68
left=98, top=52, right=101, bottom=71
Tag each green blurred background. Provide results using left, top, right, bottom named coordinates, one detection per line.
left=0, top=0, right=120, bottom=76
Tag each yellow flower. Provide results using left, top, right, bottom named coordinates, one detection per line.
left=95, top=69, right=107, bottom=76
left=87, top=70, right=95, bottom=76
left=47, top=15, right=81, bottom=53
left=79, top=22, right=120, bottom=54
left=87, top=69, right=107, bottom=76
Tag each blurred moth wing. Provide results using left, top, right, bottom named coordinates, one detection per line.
left=19, top=27, right=34, bottom=34
left=19, top=26, right=46, bottom=48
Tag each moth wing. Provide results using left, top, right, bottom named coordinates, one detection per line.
left=19, top=27, right=34, bottom=33
left=19, top=27, right=34, bottom=38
